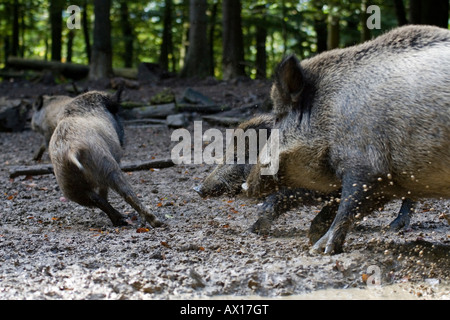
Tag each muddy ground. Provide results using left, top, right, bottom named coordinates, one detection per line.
left=0, top=79, right=449, bottom=300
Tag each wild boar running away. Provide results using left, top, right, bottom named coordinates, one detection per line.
left=47, top=91, right=162, bottom=228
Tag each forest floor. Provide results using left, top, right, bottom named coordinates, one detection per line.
left=0, top=78, right=449, bottom=300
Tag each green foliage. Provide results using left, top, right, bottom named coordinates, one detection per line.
left=0, top=0, right=405, bottom=78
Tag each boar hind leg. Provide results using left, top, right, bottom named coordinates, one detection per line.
left=389, top=198, right=415, bottom=230
left=33, top=144, right=46, bottom=161
left=87, top=191, right=129, bottom=227
left=108, top=171, right=162, bottom=228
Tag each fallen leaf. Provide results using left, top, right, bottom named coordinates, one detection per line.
left=160, top=241, right=170, bottom=248
left=198, top=246, right=205, bottom=251
left=223, top=224, right=230, bottom=228
left=136, top=227, right=149, bottom=233
left=227, top=200, right=234, bottom=203
left=362, top=274, right=369, bottom=283
left=157, top=202, right=163, bottom=207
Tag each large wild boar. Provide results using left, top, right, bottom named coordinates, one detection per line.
left=195, top=114, right=415, bottom=238
left=245, top=25, right=450, bottom=254
left=194, top=114, right=335, bottom=237
left=47, top=91, right=161, bottom=228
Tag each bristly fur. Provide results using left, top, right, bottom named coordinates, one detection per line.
left=48, top=90, right=161, bottom=228
left=247, top=25, right=450, bottom=254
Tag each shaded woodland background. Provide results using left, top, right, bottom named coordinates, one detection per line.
left=0, top=0, right=449, bottom=82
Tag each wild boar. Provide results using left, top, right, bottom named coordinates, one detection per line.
left=31, top=87, right=123, bottom=161
left=245, top=25, right=450, bottom=254
left=31, top=95, right=73, bottom=161
left=195, top=113, right=414, bottom=237
left=48, top=91, right=161, bottom=228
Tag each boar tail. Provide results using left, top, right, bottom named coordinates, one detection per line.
left=68, top=150, right=84, bottom=171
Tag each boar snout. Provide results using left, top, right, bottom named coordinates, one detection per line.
left=193, top=185, right=206, bottom=198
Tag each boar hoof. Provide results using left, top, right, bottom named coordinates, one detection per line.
left=251, top=217, right=272, bottom=235
left=193, top=185, right=205, bottom=198
left=112, top=217, right=130, bottom=227
left=311, top=231, right=344, bottom=255
left=388, top=214, right=411, bottom=231
left=148, top=217, right=163, bottom=228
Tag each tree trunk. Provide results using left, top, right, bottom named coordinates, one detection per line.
left=82, top=0, right=91, bottom=63
left=180, top=0, right=211, bottom=78
left=410, top=0, right=449, bottom=28
left=66, top=30, right=75, bottom=63
left=327, top=14, right=340, bottom=50
left=11, top=0, right=20, bottom=57
left=89, top=0, right=113, bottom=81
left=120, top=1, right=133, bottom=68
left=255, top=6, right=267, bottom=79
left=208, top=0, right=219, bottom=76
left=360, top=0, right=371, bottom=42
left=312, top=2, right=327, bottom=54
left=393, top=0, right=408, bottom=26
left=281, top=0, right=288, bottom=56
left=222, top=0, right=246, bottom=80
left=50, top=0, right=63, bottom=61
left=159, top=0, right=173, bottom=71
left=314, top=17, right=327, bottom=53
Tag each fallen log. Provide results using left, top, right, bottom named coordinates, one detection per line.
left=6, top=57, right=137, bottom=80
left=8, top=158, right=175, bottom=179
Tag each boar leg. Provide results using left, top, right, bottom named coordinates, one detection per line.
left=108, top=171, right=162, bottom=228
left=33, top=144, right=46, bottom=161
left=388, top=198, right=415, bottom=230
left=251, top=188, right=315, bottom=235
left=87, top=191, right=129, bottom=227
left=312, top=174, right=389, bottom=254
left=308, top=201, right=340, bottom=245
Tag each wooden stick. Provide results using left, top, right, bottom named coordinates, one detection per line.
left=8, top=158, right=175, bottom=179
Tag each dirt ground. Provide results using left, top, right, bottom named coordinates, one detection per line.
left=0, top=79, right=449, bottom=300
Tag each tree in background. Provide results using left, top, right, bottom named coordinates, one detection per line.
left=11, top=0, right=20, bottom=58
left=120, top=1, right=133, bottom=68
left=159, top=0, right=174, bottom=72
left=1, top=0, right=449, bottom=80
left=50, top=0, right=63, bottom=62
left=89, top=0, right=113, bottom=81
left=409, top=0, right=449, bottom=28
left=82, top=0, right=91, bottom=63
left=180, top=0, right=211, bottom=78
left=222, top=0, right=246, bottom=80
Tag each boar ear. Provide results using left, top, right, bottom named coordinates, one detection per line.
left=113, top=85, right=124, bottom=104
left=104, top=97, right=121, bottom=115
left=274, top=55, right=304, bottom=103
left=33, top=95, right=44, bottom=111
